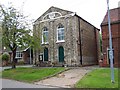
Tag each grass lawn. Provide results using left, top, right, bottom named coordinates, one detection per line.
left=75, top=68, right=118, bottom=88
left=2, top=67, right=65, bottom=83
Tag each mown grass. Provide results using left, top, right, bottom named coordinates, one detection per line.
left=2, top=67, right=65, bottom=83
left=75, top=68, right=118, bottom=88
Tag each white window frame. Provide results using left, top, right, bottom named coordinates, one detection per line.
left=107, top=47, right=114, bottom=64
left=56, top=26, right=65, bottom=43
left=16, top=51, right=23, bottom=59
left=42, top=27, right=49, bottom=44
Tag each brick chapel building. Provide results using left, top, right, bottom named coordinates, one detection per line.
left=101, top=7, right=120, bottom=67
left=33, top=6, right=100, bottom=66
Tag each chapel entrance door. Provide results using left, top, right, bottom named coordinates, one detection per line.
left=58, top=46, right=64, bottom=62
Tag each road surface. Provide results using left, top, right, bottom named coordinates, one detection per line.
left=1, top=79, right=57, bottom=88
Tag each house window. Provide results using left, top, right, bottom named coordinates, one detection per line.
left=42, top=27, right=48, bottom=44
left=107, top=48, right=114, bottom=64
left=16, top=52, right=22, bottom=58
left=57, top=24, right=65, bottom=42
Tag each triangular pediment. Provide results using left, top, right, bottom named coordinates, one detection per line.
left=35, top=6, right=73, bottom=22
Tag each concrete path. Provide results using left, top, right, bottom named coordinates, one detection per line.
left=35, top=66, right=98, bottom=88
left=1, top=79, right=57, bottom=88
left=0, top=65, right=33, bottom=72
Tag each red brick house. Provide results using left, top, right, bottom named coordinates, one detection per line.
left=101, top=7, right=120, bottom=67
left=9, top=48, right=33, bottom=64
left=2, top=47, right=33, bottom=65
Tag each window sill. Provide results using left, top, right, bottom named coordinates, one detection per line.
left=56, top=40, right=65, bottom=43
left=41, top=42, right=49, bottom=45
left=15, top=57, right=22, bottom=59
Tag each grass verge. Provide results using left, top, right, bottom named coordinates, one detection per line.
left=2, top=67, right=65, bottom=83
left=75, top=68, right=118, bottom=88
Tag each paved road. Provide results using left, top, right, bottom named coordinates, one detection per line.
left=0, top=67, right=2, bottom=72
left=1, top=79, right=57, bottom=88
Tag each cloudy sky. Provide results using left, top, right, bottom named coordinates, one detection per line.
left=0, top=0, right=120, bottom=29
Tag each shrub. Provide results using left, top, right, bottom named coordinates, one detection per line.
left=17, top=60, right=25, bottom=65
left=2, top=52, right=10, bottom=61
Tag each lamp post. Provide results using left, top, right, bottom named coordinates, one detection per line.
left=107, top=0, right=115, bottom=83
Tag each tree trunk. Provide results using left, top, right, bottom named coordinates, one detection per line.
left=12, top=49, right=17, bottom=69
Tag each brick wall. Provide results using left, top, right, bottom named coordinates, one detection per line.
left=101, top=23, right=119, bottom=67
left=78, top=18, right=99, bottom=65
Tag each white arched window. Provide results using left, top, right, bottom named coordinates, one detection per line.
left=57, top=24, right=65, bottom=42
left=42, top=27, right=48, bottom=44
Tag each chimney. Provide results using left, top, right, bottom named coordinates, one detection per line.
left=118, top=1, right=120, bottom=7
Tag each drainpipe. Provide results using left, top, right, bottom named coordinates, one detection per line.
left=78, top=17, right=82, bottom=65
left=30, top=46, right=32, bottom=64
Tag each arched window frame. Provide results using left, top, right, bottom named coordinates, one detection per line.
left=42, top=27, right=49, bottom=44
left=57, top=24, right=65, bottom=42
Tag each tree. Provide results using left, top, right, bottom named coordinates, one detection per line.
left=99, top=33, right=102, bottom=53
left=0, top=23, right=2, bottom=53
left=0, top=4, right=33, bottom=68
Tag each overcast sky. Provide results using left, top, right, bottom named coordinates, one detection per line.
left=0, top=0, right=120, bottom=29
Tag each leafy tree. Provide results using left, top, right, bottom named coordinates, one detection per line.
left=0, top=23, right=2, bottom=53
left=99, top=33, right=102, bottom=53
left=0, top=4, right=36, bottom=68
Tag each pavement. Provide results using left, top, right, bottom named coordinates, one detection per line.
left=1, top=79, right=57, bottom=88
left=0, top=65, right=33, bottom=72
left=34, top=66, right=98, bottom=88
left=0, top=67, right=2, bottom=72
